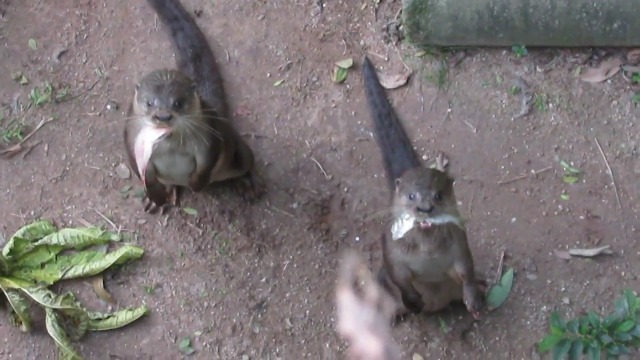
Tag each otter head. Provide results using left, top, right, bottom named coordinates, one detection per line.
left=133, top=69, right=201, bottom=129
left=392, top=167, right=462, bottom=230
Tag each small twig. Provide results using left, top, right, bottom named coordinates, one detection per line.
left=494, top=249, right=506, bottom=284
left=594, top=137, right=622, bottom=209
left=1, top=117, right=55, bottom=159
left=94, top=209, right=118, bottom=233
left=311, top=157, right=331, bottom=180
left=266, top=200, right=295, bottom=218
left=497, top=166, right=552, bottom=185
left=21, top=140, right=42, bottom=159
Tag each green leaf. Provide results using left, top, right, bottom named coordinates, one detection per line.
left=563, top=175, right=579, bottom=184
left=3, top=220, right=57, bottom=258
left=35, top=227, right=117, bottom=249
left=1, top=288, right=31, bottom=331
left=13, top=244, right=64, bottom=270
left=272, top=79, right=284, bottom=87
left=587, top=344, right=601, bottom=360
left=182, top=207, right=198, bottom=216
left=486, top=267, right=514, bottom=310
left=552, top=338, right=572, bottom=360
left=539, top=334, right=564, bottom=353
left=550, top=312, right=567, bottom=335
left=587, top=311, right=601, bottom=329
left=57, top=307, right=90, bottom=341
left=560, top=160, right=581, bottom=175
left=179, top=337, right=196, bottom=355
left=615, top=332, right=632, bottom=342
left=0, top=275, right=34, bottom=289
left=0, top=255, right=9, bottom=274
left=19, top=286, right=80, bottom=310
left=617, top=319, right=635, bottom=333
left=58, top=244, right=144, bottom=280
left=44, top=308, right=83, bottom=360
left=598, top=334, right=613, bottom=345
left=87, top=306, right=149, bottom=331
left=624, top=289, right=638, bottom=314
left=566, top=319, right=579, bottom=334
left=335, top=58, right=354, bottom=69
left=332, top=66, right=348, bottom=83
left=629, top=325, right=640, bottom=338
left=568, top=339, right=584, bottom=360
left=560, top=193, right=570, bottom=200
left=28, top=38, right=37, bottom=50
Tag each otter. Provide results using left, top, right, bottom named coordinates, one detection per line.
left=124, top=0, right=263, bottom=212
left=362, top=56, right=484, bottom=320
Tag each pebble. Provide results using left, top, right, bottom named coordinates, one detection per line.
left=116, top=163, right=131, bottom=179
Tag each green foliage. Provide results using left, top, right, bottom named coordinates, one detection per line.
left=512, top=45, right=528, bottom=57
left=538, top=289, right=640, bottom=359
left=0, top=221, right=148, bottom=360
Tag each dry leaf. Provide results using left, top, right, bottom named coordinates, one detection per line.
left=554, top=250, right=572, bottom=260
left=92, top=276, right=115, bottom=304
left=580, top=57, right=624, bottom=83
left=568, top=245, right=613, bottom=257
left=378, top=71, right=412, bottom=89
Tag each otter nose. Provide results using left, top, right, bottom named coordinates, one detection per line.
left=416, top=205, right=434, bottom=214
left=154, top=110, right=172, bottom=122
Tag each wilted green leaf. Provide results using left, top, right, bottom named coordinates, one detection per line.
left=28, top=39, right=37, bottom=51
left=332, top=66, right=348, bottom=83
left=335, top=58, right=354, bottom=69
left=486, top=267, right=514, bottom=310
left=552, top=338, right=572, bottom=360
left=563, top=175, right=579, bottom=184
left=35, top=227, right=117, bottom=249
left=0, top=276, right=34, bottom=290
left=568, top=339, right=584, bottom=360
left=0, top=255, right=9, bottom=274
left=179, top=337, right=196, bottom=355
left=57, top=307, right=90, bottom=341
left=13, top=244, right=64, bottom=270
left=1, top=288, right=31, bottom=331
left=19, top=286, right=80, bottom=310
left=44, top=308, right=83, bottom=360
left=560, top=160, right=581, bottom=175
left=87, top=306, right=149, bottom=331
left=273, top=79, right=284, bottom=87
left=58, top=244, right=144, bottom=280
left=539, top=334, right=564, bottom=353
left=182, top=207, right=198, bottom=216
left=3, top=220, right=57, bottom=258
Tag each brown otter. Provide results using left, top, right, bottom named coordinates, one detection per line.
left=362, top=56, right=484, bottom=320
left=124, top=0, right=263, bottom=212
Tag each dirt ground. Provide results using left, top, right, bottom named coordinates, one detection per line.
left=1, top=0, right=640, bottom=359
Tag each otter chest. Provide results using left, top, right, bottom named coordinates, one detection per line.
left=150, top=137, right=198, bottom=187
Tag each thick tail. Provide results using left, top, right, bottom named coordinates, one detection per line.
left=146, top=0, right=227, bottom=116
left=362, top=56, right=421, bottom=189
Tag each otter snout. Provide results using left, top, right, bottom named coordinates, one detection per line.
left=154, top=110, right=173, bottom=122
left=416, top=205, right=434, bottom=214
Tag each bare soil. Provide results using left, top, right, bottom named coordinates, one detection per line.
left=1, top=0, right=640, bottom=359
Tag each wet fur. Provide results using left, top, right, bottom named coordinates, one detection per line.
left=362, top=56, right=483, bottom=319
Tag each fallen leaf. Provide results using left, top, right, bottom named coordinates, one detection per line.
left=563, top=175, right=579, bottom=184
left=554, top=250, right=572, bottom=260
left=580, top=57, right=624, bottom=83
left=568, top=245, right=613, bottom=258
left=378, top=70, right=412, bottom=89
left=92, top=276, right=115, bottom=304
left=273, top=79, right=284, bottom=87
left=28, top=38, right=37, bottom=51
left=115, top=163, right=131, bottom=179
left=182, top=207, right=198, bottom=216
left=560, top=193, right=570, bottom=201
left=332, top=66, right=348, bottom=83
left=179, top=337, right=196, bottom=355
left=559, top=160, right=581, bottom=175
left=335, top=58, right=354, bottom=69
left=486, top=267, right=514, bottom=310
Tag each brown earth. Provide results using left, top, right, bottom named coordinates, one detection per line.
left=1, top=0, right=640, bottom=359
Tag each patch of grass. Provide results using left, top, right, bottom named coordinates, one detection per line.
left=512, top=45, right=528, bottom=57
left=534, top=93, right=548, bottom=112
left=0, top=118, right=26, bottom=143
left=631, top=73, right=640, bottom=84
left=538, top=289, right=640, bottom=359
left=508, top=85, right=521, bottom=95
left=28, top=82, right=53, bottom=107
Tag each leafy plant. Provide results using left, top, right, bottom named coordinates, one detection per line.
left=29, top=82, right=53, bottom=107
left=0, top=118, right=26, bottom=143
left=512, top=45, right=528, bottom=57
left=538, top=289, right=640, bottom=359
left=0, top=220, right=149, bottom=360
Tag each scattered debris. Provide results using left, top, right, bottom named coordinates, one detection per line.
left=0, top=117, right=54, bottom=159
left=182, top=207, right=198, bottom=216
left=512, top=77, right=534, bottom=119
left=377, top=70, right=412, bottom=90
left=559, top=160, right=582, bottom=184
left=594, top=137, right=622, bottom=210
left=497, top=166, right=552, bottom=185
left=569, top=245, right=614, bottom=258
left=580, top=56, right=624, bottom=83
left=179, top=337, right=196, bottom=356
left=10, top=71, right=29, bottom=85
left=28, top=38, right=37, bottom=51
left=273, top=79, right=284, bottom=87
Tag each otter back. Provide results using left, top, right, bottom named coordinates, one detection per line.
left=362, top=57, right=421, bottom=189
left=146, top=0, right=227, bottom=117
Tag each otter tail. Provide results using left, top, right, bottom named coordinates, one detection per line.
left=146, top=0, right=227, bottom=116
left=362, top=56, right=421, bottom=189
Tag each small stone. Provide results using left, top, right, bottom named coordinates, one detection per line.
left=562, top=297, right=570, bottom=305
left=116, top=163, right=131, bottom=179
left=105, top=100, right=119, bottom=112
left=137, top=219, right=147, bottom=225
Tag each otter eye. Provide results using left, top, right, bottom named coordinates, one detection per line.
left=433, top=192, right=442, bottom=201
left=146, top=99, right=153, bottom=108
left=408, top=193, right=416, bottom=201
left=173, top=99, right=183, bottom=109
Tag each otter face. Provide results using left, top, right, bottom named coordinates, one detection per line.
left=393, top=167, right=460, bottom=229
left=134, top=69, right=200, bottom=128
